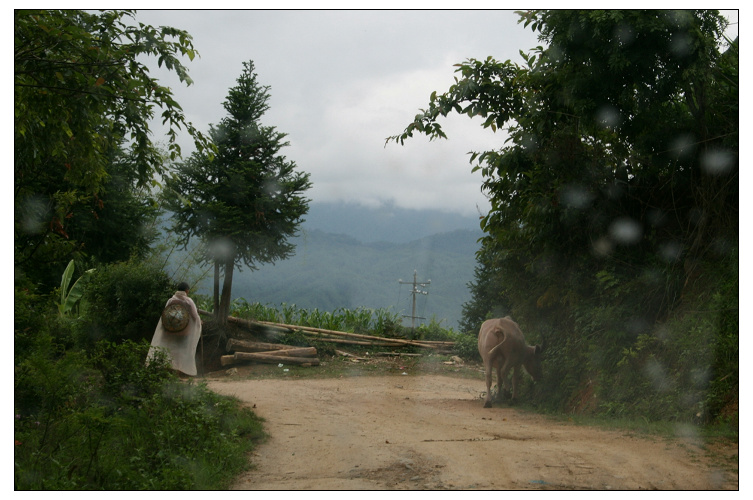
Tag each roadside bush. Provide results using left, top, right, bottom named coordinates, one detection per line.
left=415, top=317, right=456, bottom=341
left=518, top=252, right=739, bottom=429
left=14, top=285, right=55, bottom=362
left=704, top=254, right=739, bottom=427
left=89, top=340, right=175, bottom=402
left=14, top=337, right=265, bottom=490
left=453, top=333, right=481, bottom=362
left=371, top=308, right=404, bottom=337
left=78, top=259, right=173, bottom=347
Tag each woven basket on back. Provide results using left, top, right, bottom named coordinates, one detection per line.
left=162, top=302, right=190, bottom=334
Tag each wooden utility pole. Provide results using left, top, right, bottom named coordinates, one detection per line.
left=399, top=269, right=431, bottom=337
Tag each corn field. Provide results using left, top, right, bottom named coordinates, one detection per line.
left=228, top=299, right=405, bottom=337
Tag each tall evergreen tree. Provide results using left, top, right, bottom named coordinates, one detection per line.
left=165, top=61, right=312, bottom=323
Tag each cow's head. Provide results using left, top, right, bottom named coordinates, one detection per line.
left=524, top=340, right=545, bottom=382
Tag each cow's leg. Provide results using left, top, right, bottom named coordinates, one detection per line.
left=510, top=367, right=522, bottom=402
left=483, top=360, right=494, bottom=408
left=500, top=361, right=513, bottom=401
left=494, top=363, right=504, bottom=402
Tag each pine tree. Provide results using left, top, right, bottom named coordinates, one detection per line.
left=165, top=61, right=312, bottom=322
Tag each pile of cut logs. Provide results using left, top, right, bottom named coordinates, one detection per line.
left=249, top=319, right=455, bottom=352
left=221, top=339, right=319, bottom=367
left=200, top=310, right=456, bottom=368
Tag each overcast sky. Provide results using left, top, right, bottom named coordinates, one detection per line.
left=133, top=9, right=542, bottom=217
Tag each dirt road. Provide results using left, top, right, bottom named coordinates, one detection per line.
left=207, top=373, right=737, bottom=490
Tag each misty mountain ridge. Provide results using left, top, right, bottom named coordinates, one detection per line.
left=302, top=201, right=484, bottom=244
left=167, top=202, right=485, bottom=329
left=226, top=227, right=483, bottom=330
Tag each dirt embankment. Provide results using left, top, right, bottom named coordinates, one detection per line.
left=206, top=373, right=738, bottom=490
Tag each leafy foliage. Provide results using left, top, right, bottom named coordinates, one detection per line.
left=14, top=10, right=211, bottom=291
left=458, top=246, right=512, bottom=334
left=57, top=260, right=94, bottom=316
left=14, top=336, right=264, bottom=490
left=452, top=334, right=482, bottom=363
left=78, top=259, right=174, bottom=346
left=65, top=149, right=165, bottom=265
left=391, top=10, right=737, bottom=424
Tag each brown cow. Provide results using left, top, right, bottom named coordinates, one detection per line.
left=478, top=316, right=544, bottom=407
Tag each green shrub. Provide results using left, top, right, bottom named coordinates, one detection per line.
left=79, top=259, right=173, bottom=346
left=14, top=338, right=265, bottom=490
left=453, top=333, right=481, bottom=362
left=415, top=316, right=456, bottom=341
left=704, top=256, right=739, bottom=426
left=372, top=309, right=404, bottom=337
left=89, top=340, right=175, bottom=402
left=15, top=285, right=55, bottom=362
left=14, top=285, right=49, bottom=335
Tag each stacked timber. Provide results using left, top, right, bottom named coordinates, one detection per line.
left=221, top=338, right=320, bottom=367
left=198, top=310, right=457, bottom=365
left=252, top=319, right=455, bottom=352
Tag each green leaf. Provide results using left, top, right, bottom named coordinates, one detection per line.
left=58, top=260, right=94, bottom=316
left=59, top=260, right=75, bottom=311
left=63, top=269, right=94, bottom=314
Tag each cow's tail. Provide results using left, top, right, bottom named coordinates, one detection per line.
left=488, top=338, right=506, bottom=356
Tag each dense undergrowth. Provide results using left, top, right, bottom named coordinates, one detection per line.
left=460, top=249, right=739, bottom=439
left=14, top=261, right=266, bottom=490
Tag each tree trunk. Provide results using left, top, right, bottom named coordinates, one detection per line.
left=213, top=260, right=220, bottom=318
left=217, top=255, right=235, bottom=325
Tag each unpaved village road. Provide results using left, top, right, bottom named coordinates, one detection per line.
left=206, top=374, right=738, bottom=490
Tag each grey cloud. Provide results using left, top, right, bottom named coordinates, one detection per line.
left=135, top=10, right=538, bottom=216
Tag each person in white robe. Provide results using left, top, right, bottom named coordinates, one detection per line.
left=147, top=282, right=202, bottom=376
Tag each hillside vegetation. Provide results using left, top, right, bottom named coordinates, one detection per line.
left=225, top=228, right=483, bottom=329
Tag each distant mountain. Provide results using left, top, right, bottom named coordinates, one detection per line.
left=162, top=202, right=485, bottom=329
left=302, top=201, right=484, bottom=243
left=199, top=227, right=483, bottom=330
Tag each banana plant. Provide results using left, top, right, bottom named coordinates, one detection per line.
left=58, top=260, right=95, bottom=317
